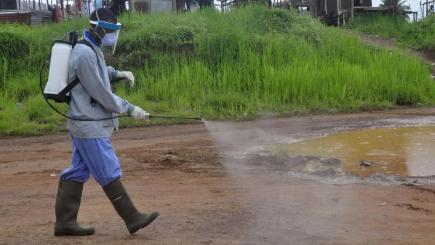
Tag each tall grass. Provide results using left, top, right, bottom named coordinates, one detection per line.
left=347, top=13, right=435, bottom=52
left=0, top=6, right=434, bottom=135
left=347, top=13, right=407, bottom=38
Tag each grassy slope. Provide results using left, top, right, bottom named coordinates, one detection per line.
left=0, top=7, right=434, bottom=135
left=347, top=14, right=435, bottom=52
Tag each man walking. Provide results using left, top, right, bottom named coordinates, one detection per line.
left=54, top=8, right=159, bottom=236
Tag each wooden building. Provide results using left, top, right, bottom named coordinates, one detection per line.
left=128, top=0, right=185, bottom=12
left=313, top=0, right=350, bottom=25
left=289, top=0, right=372, bottom=25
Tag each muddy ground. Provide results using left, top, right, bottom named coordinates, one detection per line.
left=2, top=108, right=435, bottom=244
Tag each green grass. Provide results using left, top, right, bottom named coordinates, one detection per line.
left=347, top=13, right=435, bottom=52
left=0, top=6, right=434, bottom=135
left=346, top=13, right=408, bottom=38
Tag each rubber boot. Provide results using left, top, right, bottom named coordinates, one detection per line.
left=103, top=178, right=159, bottom=234
left=54, top=180, right=95, bottom=236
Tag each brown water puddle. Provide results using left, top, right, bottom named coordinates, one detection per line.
left=275, top=126, right=435, bottom=177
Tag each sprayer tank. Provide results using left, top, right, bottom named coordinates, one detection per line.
left=43, top=41, right=72, bottom=97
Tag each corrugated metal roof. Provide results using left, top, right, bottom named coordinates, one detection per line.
left=0, top=10, right=52, bottom=26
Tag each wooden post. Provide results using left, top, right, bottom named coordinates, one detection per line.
left=60, top=0, right=64, bottom=19
left=351, top=0, right=354, bottom=20
left=420, top=1, right=423, bottom=17
left=128, top=0, right=134, bottom=11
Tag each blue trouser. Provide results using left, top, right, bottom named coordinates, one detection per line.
left=60, top=137, right=122, bottom=186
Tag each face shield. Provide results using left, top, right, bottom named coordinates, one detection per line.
left=90, top=12, right=122, bottom=55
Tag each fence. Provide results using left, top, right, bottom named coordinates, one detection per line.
left=420, top=0, right=435, bottom=18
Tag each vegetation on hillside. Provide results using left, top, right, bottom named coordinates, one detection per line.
left=0, top=7, right=434, bottom=135
left=347, top=13, right=435, bottom=52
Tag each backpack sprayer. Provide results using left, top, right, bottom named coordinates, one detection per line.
left=40, top=31, right=202, bottom=122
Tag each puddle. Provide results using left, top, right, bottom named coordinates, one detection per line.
left=273, top=126, right=435, bottom=177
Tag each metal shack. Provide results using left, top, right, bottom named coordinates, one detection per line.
left=0, top=0, right=52, bottom=25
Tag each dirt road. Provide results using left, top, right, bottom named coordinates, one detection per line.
left=2, top=109, right=435, bottom=244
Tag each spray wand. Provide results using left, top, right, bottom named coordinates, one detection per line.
left=149, top=115, right=203, bottom=121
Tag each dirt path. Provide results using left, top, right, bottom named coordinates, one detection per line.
left=345, top=30, right=435, bottom=76
left=2, top=108, right=435, bottom=244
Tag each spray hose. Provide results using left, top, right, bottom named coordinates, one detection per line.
left=39, top=57, right=202, bottom=122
